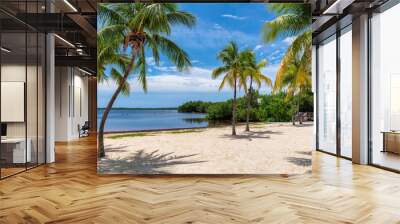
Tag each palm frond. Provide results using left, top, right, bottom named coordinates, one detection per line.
left=263, top=14, right=309, bottom=43
left=151, top=34, right=191, bottom=71
left=137, top=47, right=148, bottom=92
left=212, top=66, right=229, bottom=79
left=167, top=11, right=196, bottom=28
left=110, top=68, right=130, bottom=96
left=218, top=73, right=234, bottom=90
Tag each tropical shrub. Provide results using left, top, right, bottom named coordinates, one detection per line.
left=177, top=101, right=212, bottom=113
left=206, top=101, right=232, bottom=120
left=179, top=90, right=313, bottom=123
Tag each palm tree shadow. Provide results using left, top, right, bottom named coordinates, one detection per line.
left=296, top=151, right=312, bottom=156
left=98, top=149, right=206, bottom=174
left=286, top=157, right=312, bottom=167
left=294, top=123, right=313, bottom=127
left=221, top=130, right=282, bottom=141
left=105, top=145, right=132, bottom=153
left=249, top=130, right=283, bottom=135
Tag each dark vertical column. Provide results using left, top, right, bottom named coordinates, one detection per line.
left=316, top=44, right=320, bottom=150
left=336, top=28, right=341, bottom=157
left=367, top=11, right=373, bottom=165
left=25, top=0, right=28, bottom=171
left=88, top=77, right=98, bottom=133
left=0, top=19, right=2, bottom=179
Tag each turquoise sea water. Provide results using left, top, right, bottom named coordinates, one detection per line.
left=97, top=109, right=208, bottom=132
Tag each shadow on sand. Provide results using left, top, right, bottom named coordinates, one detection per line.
left=296, top=151, right=312, bottom=156
left=99, top=148, right=207, bottom=174
left=221, top=130, right=282, bottom=141
left=286, top=157, right=312, bottom=167
left=293, top=123, right=314, bottom=127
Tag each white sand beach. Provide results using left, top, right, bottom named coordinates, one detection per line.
left=98, top=122, right=314, bottom=175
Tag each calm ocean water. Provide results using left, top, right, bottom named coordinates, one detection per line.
left=97, top=109, right=209, bottom=132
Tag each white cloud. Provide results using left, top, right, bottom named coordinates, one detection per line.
left=283, top=36, right=296, bottom=45
left=261, top=64, right=280, bottom=79
left=146, top=57, right=155, bottom=66
left=98, top=66, right=233, bottom=93
left=171, top=20, right=258, bottom=49
left=213, top=23, right=223, bottom=30
left=221, top=14, right=247, bottom=20
left=140, top=67, right=231, bottom=92
left=154, top=66, right=178, bottom=72
left=271, top=49, right=284, bottom=57
left=253, top=44, right=263, bottom=51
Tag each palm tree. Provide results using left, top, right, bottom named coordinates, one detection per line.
left=212, top=41, right=249, bottom=136
left=97, top=3, right=196, bottom=157
left=262, top=4, right=311, bottom=125
left=243, top=52, right=272, bottom=132
left=276, top=58, right=311, bottom=125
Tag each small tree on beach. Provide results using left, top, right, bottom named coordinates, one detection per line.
left=97, top=3, right=196, bottom=158
left=212, top=41, right=249, bottom=136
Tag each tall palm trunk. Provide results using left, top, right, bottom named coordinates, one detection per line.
left=98, top=52, right=137, bottom=158
left=291, top=93, right=301, bottom=126
left=245, top=76, right=253, bottom=132
left=297, top=94, right=302, bottom=124
left=292, top=96, right=297, bottom=125
left=232, top=77, right=237, bottom=136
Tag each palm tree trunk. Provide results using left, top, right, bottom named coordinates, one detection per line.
left=245, top=77, right=253, bottom=132
left=98, top=53, right=137, bottom=158
left=292, top=95, right=296, bottom=126
left=232, top=77, right=237, bottom=136
left=297, top=94, right=302, bottom=124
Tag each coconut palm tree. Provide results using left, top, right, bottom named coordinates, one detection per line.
left=262, top=4, right=311, bottom=88
left=275, top=58, right=311, bottom=125
left=243, top=52, right=272, bottom=132
left=212, top=41, right=249, bottom=136
left=263, top=4, right=311, bottom=125
left=97, top=3, right=196, bottom=158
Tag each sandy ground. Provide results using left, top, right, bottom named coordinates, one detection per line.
left=98, top=122, right=314, bottom=175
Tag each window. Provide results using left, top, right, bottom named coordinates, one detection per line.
left=0, top=2, right=46, bottom=179
left=340, top=26, right=352, bottom=158
left=370, top=3, right=400, bottom=171
left=317, top=35, right=337, bottom=154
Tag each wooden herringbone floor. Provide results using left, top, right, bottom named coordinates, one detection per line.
left=1, top=136, right=400, bottom=224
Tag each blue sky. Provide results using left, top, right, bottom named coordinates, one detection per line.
left=98, top=3, right=294, bottom=108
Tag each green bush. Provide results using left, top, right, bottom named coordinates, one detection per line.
left=256, top=92, right=293, bottom=122
left=206, top=101, right=232, bottom=120
left=177, top=101, right=211, bottom=113
left=178, top=90, right=313, bottom=123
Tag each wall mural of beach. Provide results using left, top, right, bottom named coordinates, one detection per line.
left=97, top=3, right=313, bottom=174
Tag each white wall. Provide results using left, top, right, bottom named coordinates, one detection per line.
left=1, top=63, right=46, bottom=164
left=54, top=67, right=89, bottom=141
left=55, top=66, right=69, bottom=141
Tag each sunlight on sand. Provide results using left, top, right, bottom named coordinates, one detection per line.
left=98, top=122, right=313, bottom=175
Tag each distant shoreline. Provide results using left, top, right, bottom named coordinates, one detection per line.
left=97, top=107, right=178, bottom=110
